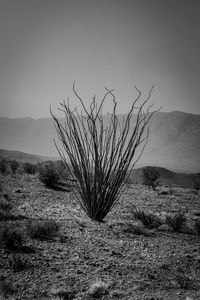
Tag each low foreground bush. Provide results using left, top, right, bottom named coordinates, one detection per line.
left=0, top=209, right=8, bottom=221
left=194, top=219, right=200, bottom=235
left=0, top=159, right=9, bottom=174
left=88, top=280, right=110, bottom=298
left=9, top=160, right=20, bottom=174
left=133, top=209, right=162, bottom=229
left=8, top=253, right=30, bottom=272
left=23, top=162, right=37, bottom=174
left=0, top=225, right=24, bottom=252
left=165, top=213, right=186, bottom=232
left=175, top=271, right=191, bottom=289
left=0, top=276, right=15, bottom=298
left=38, top=162, right=60, bottom=188
left=0, top=199, right=12, bottom=212
left=193, top=181, right=200, bottom=193
left=27, top=219, right=59, bottom=240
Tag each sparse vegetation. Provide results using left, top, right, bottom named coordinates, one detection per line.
left=8, top=253, right=30, bottom=272
left=51, top=83, right=157, bottom=222
left=0, top=276, right=15, bottom=298
left=165, top=212, right=186, bottom=232
left=88, top=280, right=109, bottom=298
left=0, top=159, right=8, bottom=175
left=0, top=151, right=200, bottom=299
left=122, top=223, right=146, bottom=235
left=133, top=209, right=162, bottom=229
left=23, top=162, right=37, bottom=174
left=38, top=161, right=60, bottom=188
left=194, top=219, right=200, bottom=235
left=27, top=219, right=59, bottom=240
left=193, top=180, right=200, bottom=193
left=0, top=224, right=24, bottom=252
left=0, top=209, right=8, bottom=221
left=9, top=160, right=19, bottom=174
left=143, top=166, right=160, bottom=190
left=175, top=271, right=191, bottom=289
left=0, top=199, right=12, bottom=212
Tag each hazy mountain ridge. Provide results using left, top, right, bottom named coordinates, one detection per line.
left=0, top=111, right=199, bottom=172
left=129, top=166, right=200, bottom=188
left=0, top=148, right=199, bottom=188
left=0, top=149, right=57, bottom=163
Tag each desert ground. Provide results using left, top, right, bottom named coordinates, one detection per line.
left=0, top=170, right=200, bottom=300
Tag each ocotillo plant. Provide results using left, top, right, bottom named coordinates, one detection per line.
left=51, top=83, right=158, bottom=221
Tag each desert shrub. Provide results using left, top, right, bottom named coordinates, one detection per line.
left=27, top=219, right=59, bottom=240
left=133, top=209, right=162, bottom=229
left=55, top=160, right=69, bottom=181
left=38, top=162, right=60, bottom=188
left=122, top=223, right=146, bottom=235
left=0, top=209, right=8, bottom=221
left=194, top=219, right=200, bottom=235
left=0, top=224, right=24, bottom=252
left=143, top=166, right=160, bottom=190
left=165, top=212, right=186, bottom=232
left=0, top=159, right=8, bottom=175
left=51, top=83, right=157, bottom=221
left=0, top=199, right=12, bottom=212
left=23, top=162, right=37, bottom=174
left=88, top=281, right=109, bottom=298
left=0, top=277, right=15, bottom=298
left=9, top=160, right=19, bottom=174
left=193, top=181, right=200, bottom=193
left=8, top=253, right=29, bottom=272
left=175, top=271, right=191, bottom=289
left=51, top=288, right=77, bottom=300
left=3, top=193, right=11, bottom=201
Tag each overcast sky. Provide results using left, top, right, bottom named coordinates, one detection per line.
left=0, top=0, right=200, bottom=118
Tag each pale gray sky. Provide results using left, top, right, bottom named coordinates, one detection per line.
left=0, top=0, right=200, bottom=117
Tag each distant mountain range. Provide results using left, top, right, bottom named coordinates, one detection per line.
left=129, top=166, right=200, bottom=189
left=0, top=149, right=57, bottom=164
left=0, top=111, right=199, bottom=172
left=0, top=149, right=199, bottom=188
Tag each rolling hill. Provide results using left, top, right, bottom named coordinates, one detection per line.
left=0, top=111, right=199, bottom=172
left=0, top=149, right=57, bottom=164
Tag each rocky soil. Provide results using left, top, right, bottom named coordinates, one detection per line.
left=0, top=173, right=200, bottom=300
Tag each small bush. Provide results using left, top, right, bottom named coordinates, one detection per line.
left=38, top=162, right=60, bottom=188
left=165, top=213, right=186, bottom=232
left=133, top=209, right=162, bottom=229
left=27, top=219, right=59, bottom=240
left=122, top=223, right=146, bottom=235
left=193, top=181, right=200, bottom=193
left=23, top=162, right=37, bottom=174
left=143, top=166, right=160, bottom=191
left=55, top=160, right=69, bottom=181
left=0, top=199, right=12, bottom=212
left=51, top=288, right=77, bottom=300
left=194, top=219, right=200, bottom=235
left=0, top=277, right=15, bottom=298
left=8, top=253, right=29, bottom=272
left=0, top=159, right=8, bottom=175
left=88, top=281, right=109, bottom=298
left=0, top=209, right=8, bottom=221
left=175, top=272, right=191, bottom=289
left=3, top=193, right=11, bottom=201
left=9, top=160, right=19, bottom=174
left=0, top=225, right=24, bottom=252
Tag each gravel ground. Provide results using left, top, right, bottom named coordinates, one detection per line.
left=0, top=173, right=200, bottom=300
